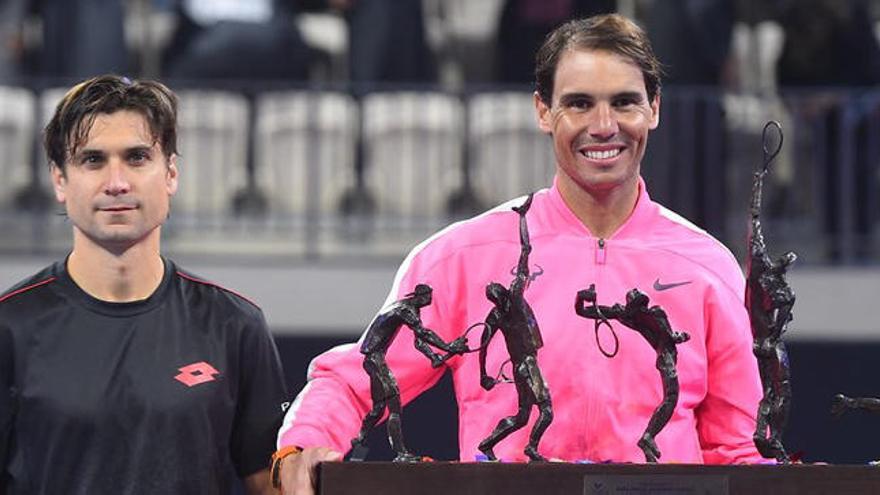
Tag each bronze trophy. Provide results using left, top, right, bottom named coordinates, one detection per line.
left=575, top=284, right=689, bottom=462
left=747, top=121, right=797, bottom=464
left=477, top=194, right=554, bottom=462
left=832, top=394, right=880, bottom=418
left=350, top=284, right=468, bottom=462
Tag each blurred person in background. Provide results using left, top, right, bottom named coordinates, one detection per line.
left=645, top=0, right=735, bottom=87
left=643, top=0, right=735, bottom=238
left=0, top=75, right=287, bottom=494
left=2, top=0, right=129, bottom=79
left=163, top=0, right=314, bottom=81
left=495, top=0, right=616, bottom=84
left=774, top=0, right=880, bottom=260
left=325, top=0, right=436, bottom=87
left=0, top=0, right=27, bottom=80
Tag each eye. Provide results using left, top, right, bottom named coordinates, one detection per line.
left=79, top=154, right=104, bottom=168
left=127, top=149, right=151, bottom=164
left=567, top=97, right=591, bottom=110
left=612, top=96, right=640, bottom=108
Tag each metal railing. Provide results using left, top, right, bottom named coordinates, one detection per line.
left=0, top=83, right=877, bottom=264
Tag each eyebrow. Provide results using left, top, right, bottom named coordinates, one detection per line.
left=558, top=91, right=646, bottom=105
left=73, top=145, right=153, bottom=161
left=613, top=91, right=646, bottom=102
left=123, top=145, right=153, bottom=155
left=74, top=149, right=105, bottom=160
left=80, top=144, right=152, bottom=154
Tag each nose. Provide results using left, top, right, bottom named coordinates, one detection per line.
left=104, top=160, right=131, bottom=196
left=589, top=103, right=618, bottom=140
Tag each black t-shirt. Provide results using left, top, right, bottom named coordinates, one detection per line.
left=0, top=258, right=288, bottom=494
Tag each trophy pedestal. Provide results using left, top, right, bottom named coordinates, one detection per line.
left=317, top=461, right=880, bottom=494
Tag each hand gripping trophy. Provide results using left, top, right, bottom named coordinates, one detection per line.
left=477, top=194, right=554, bottom=462
left=575, top=285, right=690, bottom=462
left=747, top=121, right=797, bottom=464
left=350, top=284, right=469, bottom=462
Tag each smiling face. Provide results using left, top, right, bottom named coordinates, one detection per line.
left=536, top=48, right=659, bottom=199
left=52, top=110, right=178, bottom=251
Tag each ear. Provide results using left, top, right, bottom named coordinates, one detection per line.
left=534, top=91, right=553, bottom=134
left=649, top=94, right=661, bottom=130
left=166, top=154, right=179, bottom=196
left=51, top=164, right=67, bottom=203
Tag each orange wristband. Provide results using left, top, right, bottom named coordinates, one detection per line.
left=270, top=445, right=303, bottom=489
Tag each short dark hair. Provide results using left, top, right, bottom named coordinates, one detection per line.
left=535, top=14, right=663, bottom=105
left=44, top=74, right=178, bottom=171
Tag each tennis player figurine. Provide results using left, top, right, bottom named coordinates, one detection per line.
left=575, top=284, right=689, bottom=462
left=832, top=394, right=880, bottom=418
left=747, top=122, right=796, bottom=464
left=350, top=284, right=468, bottom=462
left=478, top=194, right=554, bottom=462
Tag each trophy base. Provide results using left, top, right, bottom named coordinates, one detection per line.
left=345, top=443, right=369, bottom=462
left=317, top=461, right=880, bottom=495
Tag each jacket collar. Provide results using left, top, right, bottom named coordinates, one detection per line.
left=545, top=174, right=657, bottom=240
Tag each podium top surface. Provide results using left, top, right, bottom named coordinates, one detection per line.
left=318, top=461, right=880, bottom=495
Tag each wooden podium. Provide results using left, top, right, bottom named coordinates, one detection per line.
left=317, top=461, right=880, bottom=494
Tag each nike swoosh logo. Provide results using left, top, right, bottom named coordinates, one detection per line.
left=653, top=278, right=692, bottom=291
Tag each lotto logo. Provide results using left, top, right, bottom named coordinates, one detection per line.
left=175, top=361, right=220, bottom=387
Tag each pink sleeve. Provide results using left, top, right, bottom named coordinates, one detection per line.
left=697, top=276, right=764, bottom=464
left=277, top=247, right=459, bottom=452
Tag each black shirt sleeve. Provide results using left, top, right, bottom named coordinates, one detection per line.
left=0, top=323, right=13, bottom=495
left=230, top=309, right=289, bottom=478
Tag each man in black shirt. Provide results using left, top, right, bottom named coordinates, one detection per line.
left=0, top=75, right=287, bottom=494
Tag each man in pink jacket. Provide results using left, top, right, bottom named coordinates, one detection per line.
left=274, top=13, right=764, bottom=494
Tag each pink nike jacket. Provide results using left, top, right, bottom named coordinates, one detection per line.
left=279, top=177, right=764, bottom=464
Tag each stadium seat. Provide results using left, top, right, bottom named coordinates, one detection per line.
left=361, top=91, right=464, bottom=218
left=175, top=89, right=250, bottom=219
left=255, top=90, right=358, bottom=217
left=467, top=91, right=554, bottom=207
left=0, top=86, right=36, bottom=207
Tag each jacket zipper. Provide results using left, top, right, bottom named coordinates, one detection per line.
left=583, top=237, right=607, bottom=458
left=595, top=238, right=607, bottom=265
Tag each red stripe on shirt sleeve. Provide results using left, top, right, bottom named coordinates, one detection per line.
left=0, top=277, right=57, bottom=304
left=175, top=271, right=261, bottom=309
